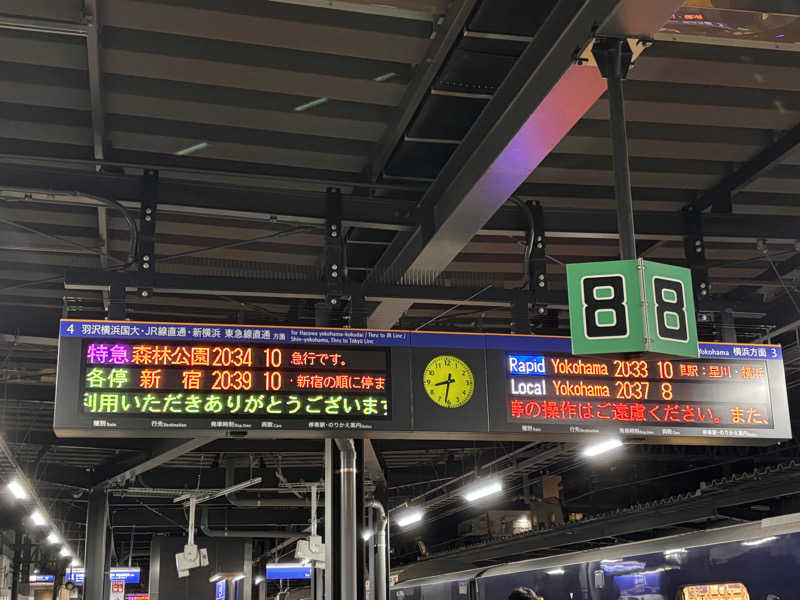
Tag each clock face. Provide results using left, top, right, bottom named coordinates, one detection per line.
left=423, top=355, right=475, bottom=408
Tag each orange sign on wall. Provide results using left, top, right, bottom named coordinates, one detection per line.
left=681, top=583, right=750, bottom=600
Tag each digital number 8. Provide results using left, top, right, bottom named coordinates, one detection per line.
left=581, top=275, right=628, bottom=339
left=653, top=277, right=689, bottom=342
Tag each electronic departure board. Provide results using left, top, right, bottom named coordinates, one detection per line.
left=54, top=320, right=791, bottom=444
left=81, top=341, right=389, bottom=422
left=501, top=354, right=774, bottom=435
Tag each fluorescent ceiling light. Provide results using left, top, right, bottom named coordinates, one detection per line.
left=361, top=529, right=373, bottom=541
left=59, top=548, right=71, bottom=558
left=373, top=72, right=398, bottom=82
left=394, top=509, right=424, bottom=528
left=7, top=479, right=29, bottom=500
left=47, top=532, right=61, bottom=545
left=30, top=510, right=47, bottom=526
left=175, top=142, right=208, bottom=156
left=70, top=559, right=81, bottom=568
left=463, top=479, right=503, bottom=503
left=294, top=97, right=328, bottom=112
left=547, top=568, right=565, bottom=575
left=232, top=574, right=245, bottom=581
left=254, top=576, right=264, bottom=585
left=582, top=438, right=624, bottom=457
left=209, top=574, right=222, bottom=583
left=742, top=536, right=777, bottom=547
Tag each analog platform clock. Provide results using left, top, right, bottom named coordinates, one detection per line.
left=423, top=355, right=475, bottom=408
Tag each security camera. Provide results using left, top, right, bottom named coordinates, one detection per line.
left=175, top=544, right=208, bottom=578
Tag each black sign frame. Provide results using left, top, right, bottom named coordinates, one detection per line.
left=54, top=320, right=792, bottom=445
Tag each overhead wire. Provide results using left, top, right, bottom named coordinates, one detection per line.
left=156, top=225, right=320, bottom=263
left=0, top=214, right=112, bottom=260
left=414, top=284, right=493, bottom=331
left=764, top=251, right=800, bottom=317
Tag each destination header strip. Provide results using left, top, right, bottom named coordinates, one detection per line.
left=59, top=320, right=781, bottom=360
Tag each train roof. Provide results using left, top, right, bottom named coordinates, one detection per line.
left=393, top=512, right=800, bottom=589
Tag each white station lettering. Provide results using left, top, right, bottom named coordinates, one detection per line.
left=510, top=378, right=547, bottom=396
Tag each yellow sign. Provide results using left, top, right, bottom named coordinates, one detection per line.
left=423, top=355, right=474, bottom=408
left=681, top=583, right=750, bottom=600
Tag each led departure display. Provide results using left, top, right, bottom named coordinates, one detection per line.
left=54, top=320, right=791, bottom=444
left=505, top=355, right=773, bottom=431
left=80, top=340, right=389, bottom=420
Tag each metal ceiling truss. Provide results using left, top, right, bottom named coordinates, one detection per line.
left=690, top=119, right=800, bottom=213
left=368, top=0, right=481, bottom=181
left=364, top=0, right=684, bottom=328
left=62, top=267, right=767, bottom=318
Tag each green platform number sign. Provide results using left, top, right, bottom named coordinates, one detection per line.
left=567, top=259, right=698, bottom=358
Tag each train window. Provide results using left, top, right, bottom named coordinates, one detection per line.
left=679, top=583, right=750, bottom=600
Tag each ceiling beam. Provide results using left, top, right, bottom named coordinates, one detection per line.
left=62, top=267, right=768, bottom=315
left=3, top=164, right=800, bottom=243
left=0, top=164, right=417, bottom=233
left=83, top=0, right=105, bottom=161
left=484, top=207, right=800, bottom=244
left=368, top=0, right=479, bottom=180
left=95, top=438, right=213, bottom=488
left=365, top=0, right=684, bottom=328
left=689, top=120, right=800, bottom=213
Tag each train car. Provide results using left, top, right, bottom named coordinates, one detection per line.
left=391, top=513, right=800, bottom=600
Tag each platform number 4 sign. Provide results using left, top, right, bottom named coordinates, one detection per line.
left=567, top=259, right=698, bottom=358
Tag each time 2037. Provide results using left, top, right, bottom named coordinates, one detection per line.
left=613, top=360, right=675, bottom=379
left=614, top=381, right=674, bottom=401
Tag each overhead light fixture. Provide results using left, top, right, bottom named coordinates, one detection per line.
left=373, top=72, right=398, bottom=82
left=294, top=97, right=328, bottom=112
left=209, top=574, right=222, bottom=583
left=59, top=547, right=71, bottom=558
left=30, top=510, right=47, bottom=526
left=742, top=536, right=777, bottom=547
left=70, top=559, right=81, bottom=568
left=462, top=479, right=503, bottom=503
left=175, top=142, right=209, bottom=156
left=47, top=532, right=61, bottom=545
left=254, top=576, right=264, bottom=586
left=361, top=529, right=374, bottom=541
left=547, top=568, right=565, bottom=575
left=232, top=574, right=245, bottom=582
left=394, top=509, right=424, bottom=528
left=7, top=479, right=29, bottom=500
left=582, top=438, right=624, bottom=458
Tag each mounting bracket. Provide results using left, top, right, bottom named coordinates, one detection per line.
left=137, top=170, right=158, bottom=299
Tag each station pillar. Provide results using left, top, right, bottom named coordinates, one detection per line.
left=325, top=439, right=364, bottom=600
left=83, top=487, right=109, bottom=600
left=10, top=529, right=22, bottom=600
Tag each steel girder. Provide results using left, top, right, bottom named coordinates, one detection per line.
left=364, top=0, right=685, bottom=328
left=63, top=267, right=767, bottom=316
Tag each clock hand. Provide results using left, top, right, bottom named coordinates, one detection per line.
left=444, top=375, right=452, bottom=404
left=434, top=375, right=456, bottom=387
